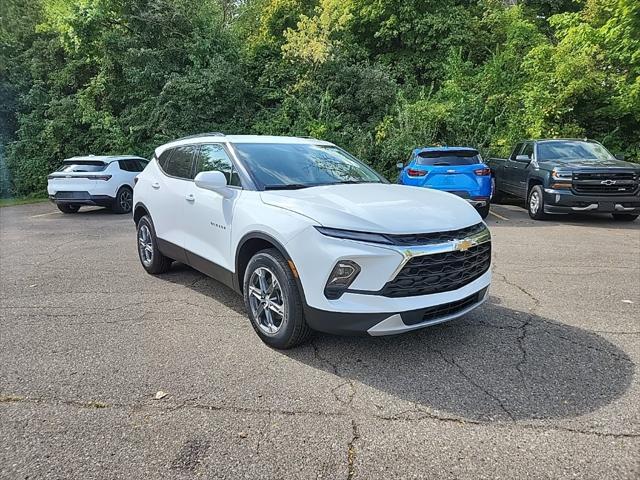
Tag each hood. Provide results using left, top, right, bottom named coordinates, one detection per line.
left=260, top=184, right=481, bottom=234
left=538, top=157, right=639, bottom=170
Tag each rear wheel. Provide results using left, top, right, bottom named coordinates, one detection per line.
left=112, top=186, right=133, bottom=214
left=137, top=215, right=172, bottom=274
left=243, top=248, right=312, bottom=349
left=476, top=203, right=490, bottom=219
left=612, top=213, right=638, bottom=222
left=527, top=185, right=547, bottom=220
left=57, top=204, right=80, bottom=214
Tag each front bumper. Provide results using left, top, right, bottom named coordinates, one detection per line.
left=304, top=286, right=489, bottom=336
left=49, top=192, right=115, bottom=207
left=543, top=189, right=640, bottom=214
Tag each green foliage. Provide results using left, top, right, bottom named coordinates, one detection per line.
left=1, top=0, right=638, bottom=196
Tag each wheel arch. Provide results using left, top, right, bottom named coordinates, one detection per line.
left=527, top=176, right=545, bottom=193
left=133, top=202, right=149, bottom=225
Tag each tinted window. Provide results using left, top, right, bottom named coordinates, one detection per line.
left=233, top=143, right=385, bottom=189
left=194, top=144, right=241, bottom=187
left=164, top=145, right=196, bottom=179
left=510, top=143, right=524, bottom=160
left=57, top=161, right=107, bottom=173
left=415, top=150, right=482, bottom=166
left=157, top=150, right=172, bottom=170
left=521, top=143, right=534, bottom=159
left=118, top=159, right=144, bottom=172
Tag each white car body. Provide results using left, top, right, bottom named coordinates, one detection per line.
left=134, top=134, right=491, bottom=338
left=47, top=155, right=147, bottom=212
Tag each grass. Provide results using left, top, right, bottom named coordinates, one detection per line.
left=0, top=195, right=48, bottom=207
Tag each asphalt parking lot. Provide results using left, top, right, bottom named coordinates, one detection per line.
left=1, top=201, right=639, bottom=479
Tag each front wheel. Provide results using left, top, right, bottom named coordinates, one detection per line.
left=243, top=249, right=312, bottom=349
left=476, top=203, right=490, bottom=219
left=57, top=204, right=80, bottom=214
left=612, top=213, right=638, bottom=222
left=527, top=185, right=547, bottom=220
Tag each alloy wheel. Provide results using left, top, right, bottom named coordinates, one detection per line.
left=248, top=267, right=285, bottom=335
left=120, top=189, right=132, bottom=212
left=138, top=224, right=154, bottom=267
left=529, top=190, right=540, bottom=215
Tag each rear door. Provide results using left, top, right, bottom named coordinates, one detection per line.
left=503, top=143, right=524, bottom=194
left=510, top=142, right=533, bottom=197
left=151, top=145, right=197, bottom=251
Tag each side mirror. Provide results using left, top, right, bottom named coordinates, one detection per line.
left=194, top=171, right=233, bottom=198
left=515, top=154, right=530, bottom=162
left=615, top=154, right=625, bottom=161
left=396, top=162, right=404, bottom=170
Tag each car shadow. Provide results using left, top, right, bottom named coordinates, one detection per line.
left=284, top=296, right=633, bottom=421
left=157, top=263, right=633, bottom=422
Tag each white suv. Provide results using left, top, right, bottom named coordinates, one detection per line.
left=133, top=134, right=491, bottom=348
left=47, top=155, right=148, bottom=213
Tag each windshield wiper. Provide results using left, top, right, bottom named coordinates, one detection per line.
left=328, top=180, right=378, bottom=185
left=263, top=183, right=312, bottom=190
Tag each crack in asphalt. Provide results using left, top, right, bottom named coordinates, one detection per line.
left=346, top=419, right=360, bottom=480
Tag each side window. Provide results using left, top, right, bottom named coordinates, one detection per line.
left=194, top=144, right=241, bottom=187
left=510, top=143, right=524, bottom=160
left=137, top=160, right=149, bottom=171
left=118, top=159, right=141, bottom=172
left=521, top=143, right=534, bottom=159
left=157, top=150, right=173, bottom=171
left=165, top=145, right=197, bottom=179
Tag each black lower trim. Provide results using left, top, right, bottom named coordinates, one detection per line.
left=304, top=287, right=488, bottom=335
left=155, top=238, right=238, bottom=292
left=543, top=190, right=640, bottom=214
left=50, top=194, right=115, bottom=207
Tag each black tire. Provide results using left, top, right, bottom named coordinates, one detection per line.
left=476, top=203, right=490, bottom=219
left=490, top=176, right=504, bottom=204
left=136, top=215, right=172, bottom=274
left=612, top=214, right=638, bottom=222
left=57, top=204, right=80, bottom=214
left=527, top=184, right=547, bottom=220
left=243, top=248, right=312, bottom=349
left=112, top=186, right=133, bottom=214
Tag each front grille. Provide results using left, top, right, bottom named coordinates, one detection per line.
left=403, top=289, right=486, bottom=325
left=572, top=171, right=638, bottom=196
left=380, top=242, right=491, bottom=298
left=385, top=222, right=486, bottom=246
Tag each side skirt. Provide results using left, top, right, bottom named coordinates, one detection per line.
left=156, top=238, right=239, bottom=293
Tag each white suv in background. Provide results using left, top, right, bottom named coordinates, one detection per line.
left=47, top=155, right=148, bottom=213
left=133, top=134, right=491, bottom=348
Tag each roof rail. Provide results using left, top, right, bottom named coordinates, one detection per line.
left=175, top=132, right=225, bottom=141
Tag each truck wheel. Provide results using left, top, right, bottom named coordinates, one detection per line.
left=477, top=204, right=490, bottom=219
left=243, top=248, right=312, bottom=349
left=57, top=204, right=80, bottom=214
left=611, top=214, right=638, bottom=222
left=527, top=185, right=547, bottom=220
left=490, top=177, right=503, bottom=204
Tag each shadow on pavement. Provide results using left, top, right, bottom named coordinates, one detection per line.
left=285, top=297, right=634, bottom=421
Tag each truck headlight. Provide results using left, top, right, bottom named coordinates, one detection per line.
left=324, top=260, right=361, bottom=300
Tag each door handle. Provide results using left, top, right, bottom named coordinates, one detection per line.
left=185, top=194, right=195, bottom=202
left=151, top=182, right=160, bottom=189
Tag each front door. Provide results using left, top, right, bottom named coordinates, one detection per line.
left=183, top=143, right=241, bottom=273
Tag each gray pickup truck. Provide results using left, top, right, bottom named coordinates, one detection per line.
left=488, top=139, right=640, bottom=221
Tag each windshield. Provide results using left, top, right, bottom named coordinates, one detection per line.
left=537, top=141, right=615, bottom=162
left=415, top=150, right=482, bottom=166
left=232, top=143, right=386, bottom=189
left=57, top=161, right=107, bottom=173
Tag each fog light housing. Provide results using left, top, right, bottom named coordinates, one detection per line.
left=324, top=260, right=361, bottom=300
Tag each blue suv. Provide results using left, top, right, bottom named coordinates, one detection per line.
left=398, top=146, right=492, bottom=218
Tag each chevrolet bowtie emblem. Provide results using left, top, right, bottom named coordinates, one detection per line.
left=456, top=239, right=474, bottom=252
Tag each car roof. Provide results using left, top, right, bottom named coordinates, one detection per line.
left=413, top=146, right=478, bottom=154
left=155, top=134, right=335, bottom=157
left=63, top=155, right=146, bottom=163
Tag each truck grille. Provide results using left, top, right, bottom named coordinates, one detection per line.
left=572, top=171, right=638, bottom=196
left=380, top=242, right=491, bottom=298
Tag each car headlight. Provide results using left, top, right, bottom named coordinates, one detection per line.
left=315, top=226, right=393, bottom=245
left=324, top=260, right=361, bottom=300
left=551, top=169, right=572, bottom=180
